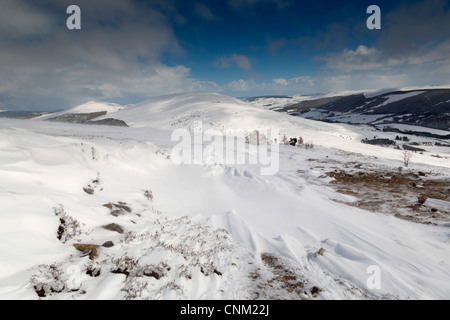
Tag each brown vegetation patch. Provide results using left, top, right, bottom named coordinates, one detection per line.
left=254, top=253, right=321, bottom=299
left=326, top=168, right=450, bottom=225
left=103, top=202, right=132, bottom=217
left=102, top=223, right=125, bottom=234
left=73, top=243, right=100, bottom=260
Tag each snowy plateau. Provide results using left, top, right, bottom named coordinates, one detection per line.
left=0, top=91, right=449, bottom=300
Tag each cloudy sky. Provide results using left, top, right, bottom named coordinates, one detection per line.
left=1, top=0, right=449, bottom=111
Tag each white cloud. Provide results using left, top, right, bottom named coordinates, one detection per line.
left=219, top=72, right=425, bottom=97
left=118, top=65, right=192, bottom=96
left=214, top=54, right=253, bottom=71
left=189, top=81, right=221, bottom=92
left=272, top=78, right=288, bottom=86
left=225, top=79, right=258, bottom=92
left=317, top=45, right=384, bottom=72
left=317, top=38, right=450, bottom=83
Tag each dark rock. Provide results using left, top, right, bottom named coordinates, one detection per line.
left=34, top=286, right=46, bottom=297
left=83, top=186, right=94, bottom=195
left=86, top=267, right=101, bottom=277
left=310, top=286, right=321, bottom=295
left=102, top=241, right=114, bottom=248
left=418, top=196, right=428, bottom=204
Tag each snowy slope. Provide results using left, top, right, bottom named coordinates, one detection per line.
left=1, top=92, right=449, bottom=300
left=369, top=91, right=425, bottom=110
left=94, top=92, right=307, bottom=132
left=61, top=101, right=125, bottom=114
left=37, top=101, right=126, bottom=121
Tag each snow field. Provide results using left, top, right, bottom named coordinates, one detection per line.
left=0, top=92, right=449, bottom=300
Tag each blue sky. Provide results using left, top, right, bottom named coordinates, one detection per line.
left=0, top=0, right=449, bottom=110
left=167, top=1, right=380, bottom=83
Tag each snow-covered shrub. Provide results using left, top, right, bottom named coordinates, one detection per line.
left=53, top=204, right=83, bottom=244
left=30, top=263, right=82, bottom=298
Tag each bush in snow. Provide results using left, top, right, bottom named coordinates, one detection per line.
left=30, top=263, right=82, bottom=298
left=53, top=204, right=83, bottom=244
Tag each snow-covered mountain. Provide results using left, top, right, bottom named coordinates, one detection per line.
left=244, top=88, right=450, bottom=133
left=0, top=92, right=449, bottom=300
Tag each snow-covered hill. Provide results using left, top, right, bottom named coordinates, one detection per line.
left=1, top=92, right=449, bottom=300
left=40, top=101, right=125, bottom=119
left=35, top=92, right=450, bottom=167
left=245, top=87, right=450, bottom=132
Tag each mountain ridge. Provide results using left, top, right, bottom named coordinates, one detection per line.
left=247, top=88, right=450, bottom=132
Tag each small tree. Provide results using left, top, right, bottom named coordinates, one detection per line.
left=402, top=150, right=413, bottom=167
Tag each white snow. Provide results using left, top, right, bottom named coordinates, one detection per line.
left=423, top=198, right=450, bottom=211
left=64, top=101, right=126, bottom=114
left=0, top=92, right=449, bottom=300
left=36, top=101, right=126, bottom=121
left=242, top=95, right=308, bottom=110
left=377, top=123, right=450, bottom=135
left=369, top=91, right=425, bottom=110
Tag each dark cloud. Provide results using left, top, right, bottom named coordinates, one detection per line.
left=0, top=0, right=190, bottom=111
left=378, top=0, right=450, bottom=55
left=0, top=0, right=56, bottom=39
left=314, top=0, right=450, bottom=89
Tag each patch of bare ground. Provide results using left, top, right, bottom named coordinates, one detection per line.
left=325, top=168, right=450, bottom=226
left=248, top=253, right=322, bottom=300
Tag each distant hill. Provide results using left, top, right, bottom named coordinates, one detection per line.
left=0, top=111, right=48, bottom=119
left=248, top=89, right=450, bottom=132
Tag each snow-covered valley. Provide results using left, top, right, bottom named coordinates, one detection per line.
left=0, top=92, right=449, bottom=300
